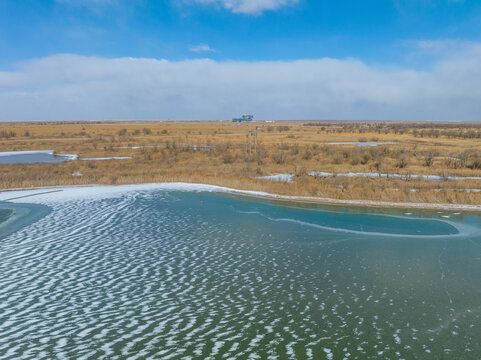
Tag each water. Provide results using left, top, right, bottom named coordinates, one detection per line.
left=0, top=151, right=76, bottom=164
left=0, top=202, right=51, bottom=239
left=0, top=209, right=12, bottom=224
left=1, top=186, right=481, bottom=359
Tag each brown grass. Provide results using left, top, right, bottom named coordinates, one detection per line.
left=1, top=120, right=481, bottom=205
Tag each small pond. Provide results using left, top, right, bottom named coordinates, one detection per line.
left=0, top=151, right=77, bottom=164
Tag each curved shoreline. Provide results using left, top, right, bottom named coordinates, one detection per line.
left=1, top=182, right=481, bottom=213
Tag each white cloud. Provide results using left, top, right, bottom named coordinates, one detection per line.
left=187, top=0, right=299, bottom=15
left=1, top=47, right=481, bottom=121
left=190, top=44, right=216, bottom=52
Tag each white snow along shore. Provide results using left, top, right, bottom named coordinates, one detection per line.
left=1, top=183, right=481, bottom=212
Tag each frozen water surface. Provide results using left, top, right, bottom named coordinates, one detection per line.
left=0, top=150, right=77, bottom=164
left=0, top=184, right=481, bottom=359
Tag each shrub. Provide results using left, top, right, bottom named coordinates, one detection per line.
left=444, top=157, right=461, bottom=169
left=303, top=150, right=313, bottom=160
left=351, top=156, right=360, bottom=166
left=222, top=152, right=234, bottom=164
left=332, top=155, right=343, bottom=164
left=396, top=155, right=408, bottom=169
left=256, top=149, right=267, bottom=165
left=469, top=156, right=481, bottom=170
left=290, top=143, right=299, bottom=155
left=295, top=166, right=308, bottom=177
left=424, top=152, right=435, bottom=167
left=272, top=151, right=287, bottom=164
left=277, top=125, right=290, bottom=132
left=374, top=160, right=383, bottom=172
left=0, top=130, right=16, bottom=138
left=361, top=154, right=370, bottom=165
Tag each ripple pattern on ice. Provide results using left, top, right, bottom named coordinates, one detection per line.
left=0, top=190, right=481, bottom=359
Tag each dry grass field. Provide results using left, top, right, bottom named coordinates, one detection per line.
left=1, top=120, right=481, bottom=206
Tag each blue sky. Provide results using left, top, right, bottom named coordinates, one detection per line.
left=2, top=0, right=480, bottom=66
left=1, top=0, right=481, bottom=120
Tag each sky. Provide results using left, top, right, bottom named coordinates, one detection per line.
left=0, top=0, right=481, bottom=121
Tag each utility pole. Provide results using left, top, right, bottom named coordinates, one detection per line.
left=254, top=127, right=257, bottom=153
left=249, top=130, right=252, bottom=154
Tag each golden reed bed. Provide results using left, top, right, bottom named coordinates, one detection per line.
left=1, top=120, right=481, bottom=206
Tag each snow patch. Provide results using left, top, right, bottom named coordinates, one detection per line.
left=80, top=157, right=132, bottom=161
left=309, top=171, right=481, bottom=181
left=257, top=174, right=294, bottom=182
left=1, top=183, right=481, bottom=213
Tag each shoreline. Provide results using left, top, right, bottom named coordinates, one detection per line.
left=1, top=182, right=481, bottom=213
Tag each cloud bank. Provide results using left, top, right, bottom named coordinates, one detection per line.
left=1, top=47, right=481, bottom=121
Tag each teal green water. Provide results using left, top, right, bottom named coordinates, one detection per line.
left=0, top=202, right=51, bottom=240
left=0, top=209, right=12, bottom=224
left=0, top=189, right=481, bottom=359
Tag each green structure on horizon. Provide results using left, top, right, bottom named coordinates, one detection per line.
left=232, top=114, right=254, bottom=122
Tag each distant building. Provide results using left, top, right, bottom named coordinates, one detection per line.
left=232, top=114, right=254, bottom=122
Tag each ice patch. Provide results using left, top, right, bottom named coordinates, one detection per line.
left=266, top=216, right=463, bottom=239
left=0, top=150, right=77, bottom=160
left=0, top=150, right=54, bottom=157
left=80, top=157, right=132, bottom=161
left=309, top=171, right=481, bottom=181
left=1, top=183, right=481, bottom=215
left=323, top=348, right=333, bottom=360
left=0, top=183, right=271, bottom=204
left=257, top=174, right=294, bottom=182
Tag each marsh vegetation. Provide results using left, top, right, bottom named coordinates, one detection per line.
left=1, top=120, right=480, bottom=205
